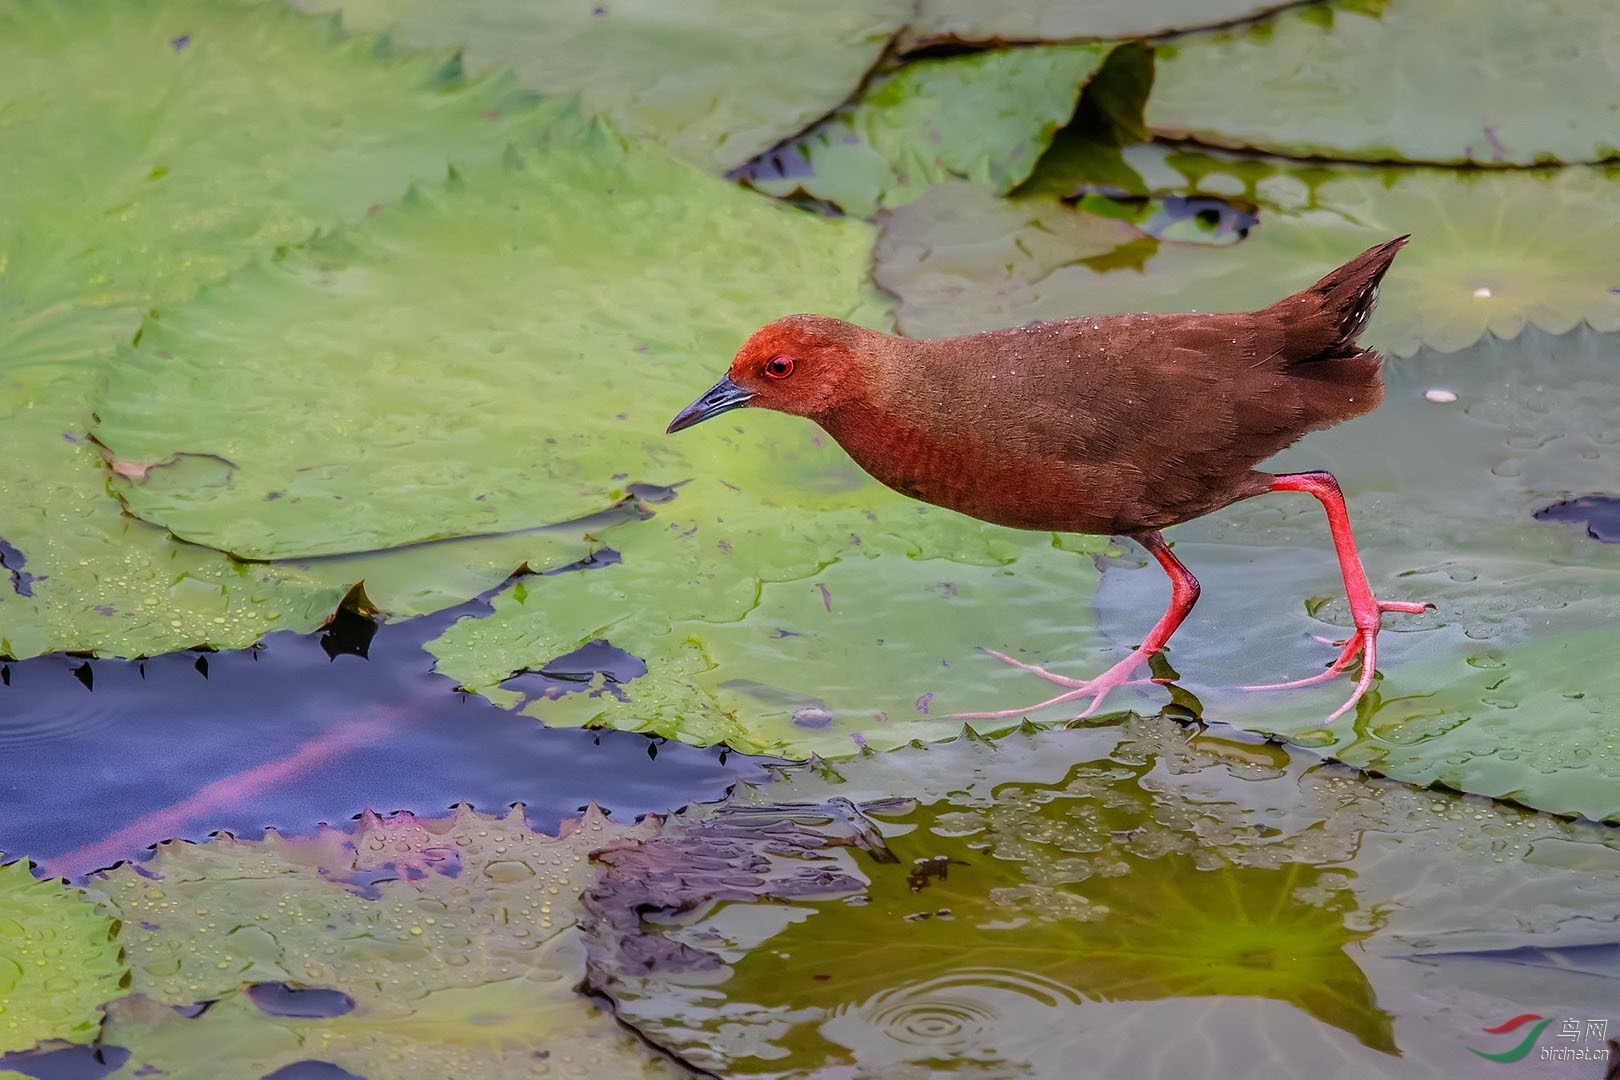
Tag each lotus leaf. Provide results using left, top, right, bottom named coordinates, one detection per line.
left=1149, top=0, right=1620, bottom=165
left=740, top=45, right=1111, bottom=217
left=902, top=0, right=1293, bottom=48
left=426, top=477, right=1114, bottom=758
left=93, top=110, right=888, bottom=560
left=0, top=860, right=125, bottom=1053
left=878, top=164, right=1620, bottom=356
left=289, top=0, right=911, bottom=172
left=87, top=806, right=686, bottom=1078
left=0, top=0, right=563, bottom=659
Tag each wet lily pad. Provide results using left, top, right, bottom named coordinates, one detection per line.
left=1326, top=630, right=1620, bottom=822
left=0, top=860, right=125, bottom=1054
left=583, top=721, right=1620, bottom=1076
left=94, top=109, right=887, bottom=561
left=290, top=0, right=911, bottom=172
left=86, top=806, right=687, bottom=1078
left=0, top=0, right=560, bottom=659
left=426, top=478, right=1113, bottom=758
left=902, top=0, right=1293, bottom=48
left=740, top=45, right=1111, bottom=218
left=1149, top=0, right=1620, bottom=165
left=878, top=163, right=1620, bottom=356
left=1090, top=327, right=1620, bottom=820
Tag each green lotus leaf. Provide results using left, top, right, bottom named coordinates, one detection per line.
left=1148, top=0, right=1620, bottom=165
left=99, top=985, right=693, bottom=1080
left=0, top=0, right=545, bottom=317
left=289, top=0, right=911, bottom=172
left=878, top=164, right=1620, bottom=357
left=902, top=0, right=1292, bottom=48
left=87, top=806, right=685, bottom=1078
left=93, top=111, right=888, bottom=561
left=583, top=721, right=1620, bottom=1074
left=0, top=0, right=569, bottom=659
left=742, top=45, right=1112, bottom=218
left=1344, top=630, right=1620, bottom=821
left=0, top=860, right=126, bottom=1053
left=426, top=473, right=1113, bottom=758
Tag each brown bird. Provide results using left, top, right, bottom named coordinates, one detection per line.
left=668, top=236, right=1428, bottom=722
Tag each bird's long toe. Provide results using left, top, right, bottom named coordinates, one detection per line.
left=977, top=646, right=1097, bottom=688
left=950, top=650, right=1161, bottom=721
left=1240, top=633, right=1365, bottom=692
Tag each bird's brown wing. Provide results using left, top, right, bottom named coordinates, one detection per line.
left=905, top=308, right=1382, bottom=532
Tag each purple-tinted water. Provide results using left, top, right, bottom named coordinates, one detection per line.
left=0, top=604, right=771, bottom=880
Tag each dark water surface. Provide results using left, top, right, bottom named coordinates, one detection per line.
left=0, top=605, right=770, bottom=879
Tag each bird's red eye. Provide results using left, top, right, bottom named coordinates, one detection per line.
left=765, top=356, right=794, bottom=379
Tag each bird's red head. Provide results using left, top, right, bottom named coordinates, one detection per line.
left=666, top=314, right=874, bottom=434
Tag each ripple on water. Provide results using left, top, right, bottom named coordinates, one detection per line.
left=821, top=968, right=1086, bottom=1069
left=0, top=656, right=132, bottom=748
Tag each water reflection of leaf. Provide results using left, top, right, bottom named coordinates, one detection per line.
left=759, top=837, right=1397, bottom=1056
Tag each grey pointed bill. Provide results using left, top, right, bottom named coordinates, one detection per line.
left=666, top=374, right=754, bottom=434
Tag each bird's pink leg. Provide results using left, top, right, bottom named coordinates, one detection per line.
left=1242, top=471, right=1430, bottom=722
left=953, top=530, right=1199, bottom=720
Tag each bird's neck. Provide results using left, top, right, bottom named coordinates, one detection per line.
left=814, top=395, right=973, bottom=506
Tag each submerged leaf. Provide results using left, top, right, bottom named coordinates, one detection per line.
left=583, top=720, right=1620, bottom=1076
left=0, top=860, right=125, bottom=1053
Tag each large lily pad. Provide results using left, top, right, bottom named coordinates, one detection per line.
left=0, top=861, right=125, bottom=1054
left=86, top=806, right=689, bottom=1078
left=902, top=0, right=1294, bottom=48
left=94, top=110, right=888, bottom=560
left=583, top=721, right=1620, bottom=1076
left=739, top=45, right=1111, bottom=218
left=878, top=162, right=1620, bottom=356
left=289, top=0, right=912, bottom=172
left=1148, top=0, right=1620, bottom=165
left=0, top=0, right=543, bottom=319
left=0, top=0, right=563, bottom=659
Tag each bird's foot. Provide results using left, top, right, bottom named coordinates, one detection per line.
left=1242, top=598, right=1434, bottom=723
left=948, top=648, right=1161, bottom=721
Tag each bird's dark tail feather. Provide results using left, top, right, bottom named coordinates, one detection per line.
left=1274, top=234, right=1409, bottom=363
